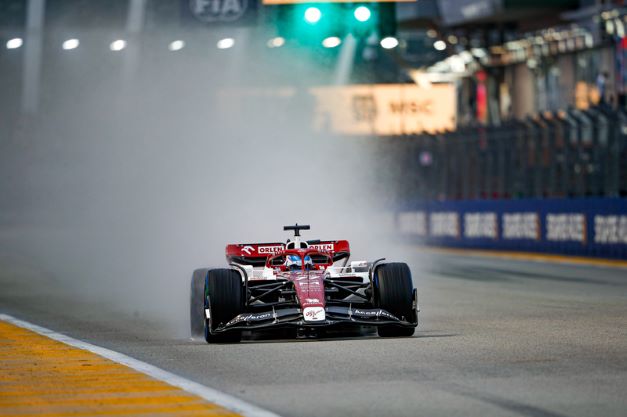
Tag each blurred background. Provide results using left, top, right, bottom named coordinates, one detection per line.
left=1, top=0, right=626, bottom=332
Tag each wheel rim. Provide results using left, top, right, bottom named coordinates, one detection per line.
left=203, top=294, right=211, bottom=339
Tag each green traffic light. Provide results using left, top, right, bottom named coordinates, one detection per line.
left=354, top=6, right=371, bottom=22
left=304, top=7, right=322, bottom=24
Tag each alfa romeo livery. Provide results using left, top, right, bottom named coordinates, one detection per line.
left=190, top=224, right=419, bottom=343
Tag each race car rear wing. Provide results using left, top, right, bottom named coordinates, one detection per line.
left=226, top=240, right=350, bottom=266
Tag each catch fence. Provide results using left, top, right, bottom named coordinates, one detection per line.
left=380, top=106, right=627, bottom=202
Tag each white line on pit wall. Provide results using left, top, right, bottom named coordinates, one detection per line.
left=0, top=313, right=281, bottom=417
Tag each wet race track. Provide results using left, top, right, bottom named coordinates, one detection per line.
left=1, top=251, right=626, bottom=417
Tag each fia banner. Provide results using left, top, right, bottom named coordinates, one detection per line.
left=182, top=0, right=258, bottom=25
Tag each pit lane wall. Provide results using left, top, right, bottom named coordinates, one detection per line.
left=396, top=198, right=627, bottom=260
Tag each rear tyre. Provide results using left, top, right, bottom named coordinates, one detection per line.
left=375, top=262, right=416, bottom=338
left=190, top=268, right=209, bottom=339
left=204, top=269, right=243, bottom=343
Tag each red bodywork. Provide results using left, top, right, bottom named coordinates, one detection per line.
left=269, top=248, right=332, bottom=320
left=226, top=240, right=350, bottom=262
left=225, top=242, right=350, bottom=323
left=225, top=240, right=350, bottom=264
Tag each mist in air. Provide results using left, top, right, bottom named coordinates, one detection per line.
left=0, top=23, right=411, bottom=336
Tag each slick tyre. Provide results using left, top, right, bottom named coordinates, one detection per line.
left=190, top=268, right=209, bottom=339
left=204, top=269, right=243, bottom=343
left=375, top=262, right=416, bottom=338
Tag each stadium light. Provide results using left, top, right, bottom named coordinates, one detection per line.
left=62, top=39, right=79, bottom=50
left=322, top=36, right=341, bottom=48
left=6, top=38, right=23, bottom=49
left=110, top=39, right=127, bottom=51
left=434, top=40, right=446, bottom=51
left=217, top=38, right=235, bottom=49
left=168, top=40, right=185, bottom=51
left=380, top=36, right=398, bottom=49
left=354, top=6, right=371, bottom=22
left=304, top=7, right=322, bottom=24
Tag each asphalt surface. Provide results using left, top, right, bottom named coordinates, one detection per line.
left=1, top=251, right=626, bottom=417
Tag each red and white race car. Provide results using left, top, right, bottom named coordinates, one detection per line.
left=190, top=224, right=419, bottom=343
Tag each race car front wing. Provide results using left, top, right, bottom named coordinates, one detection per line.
left=210, top=302, right=418, bottom=333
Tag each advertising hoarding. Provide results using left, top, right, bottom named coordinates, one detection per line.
left=311, top=83, right=457, bottom=135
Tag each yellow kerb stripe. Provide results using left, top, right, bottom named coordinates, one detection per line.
left=0, top=320, right=242, bottom=417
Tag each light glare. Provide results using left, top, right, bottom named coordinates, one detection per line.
left=217, top=38, right=235, bottom=49
left=62, top=39, right=79, bottom=50
left=380, top=37, right=399, bottom=49
left=168, top=40, right=185, bottom=51
left=322, top=36, right=341, bottom=48
left=354, top=6, right=371, bottom=22
left=434, top=40, right=447, bottom=51
left=267, top=37, right=285, bottom=48
left=110, top=39, right=127, bottom=51
left=6, top=38, right=23, bottom=49
left=304, top=7, right=321, bottom=24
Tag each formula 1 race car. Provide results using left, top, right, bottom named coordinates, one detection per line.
left=190, top=224, right=419, bottom=343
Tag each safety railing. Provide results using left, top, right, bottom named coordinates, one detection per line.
left=382, top=107, right=627, bottom=259
left=378, top=106, right=627, bottom=204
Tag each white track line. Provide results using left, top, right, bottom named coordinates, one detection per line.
left=0, top=313, right=281, bottom=417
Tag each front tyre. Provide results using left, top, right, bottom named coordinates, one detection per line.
left=190, top=268, right=209, bottom=339
left=375, top=262, right=416, bottom=338
left=204, top=269, right=243, bottom=343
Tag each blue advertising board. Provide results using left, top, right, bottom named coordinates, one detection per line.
left=396, top=198, right=627, bottom=259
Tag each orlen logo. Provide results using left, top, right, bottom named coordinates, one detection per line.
left=303, top=307, right=325, bottom=322
left=310, top=243, right=334, bottom=252
left=258, top=245, right=284, bottom=254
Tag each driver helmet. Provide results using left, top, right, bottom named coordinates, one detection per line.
left=285, top=255, right=314, bottom=270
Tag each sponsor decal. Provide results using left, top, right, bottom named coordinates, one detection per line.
left=303, top=307, right=325, bottom=322
left=502, top=212, right=540, bottom=240
left=380, top=310, right=397, bottom=320
left=226, top=312, right=273, bottom=326
left=310, top=243, right=334, bottom=252
left=546, top=214, right=586, bottom=243
left=398, top=211, right=428, bottom=236
left=350, top=308, right=397, bottom=320
left=430, top=212, right=460, bottom=238
left=353, top=308, right=378, bottom=317
left=389, top=100, right=433, bottom=115
left=464, top=212, right=497, bottom=239
left=304, top=298, right=320, bottom=304
left=258, top=245, right=284, bottom=254
left=594, top=215, right=627, bottom=244
left=241, top=245, right=255, bottom=255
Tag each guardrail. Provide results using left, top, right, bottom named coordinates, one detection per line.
left=396, top=198, right=627, bottom=259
